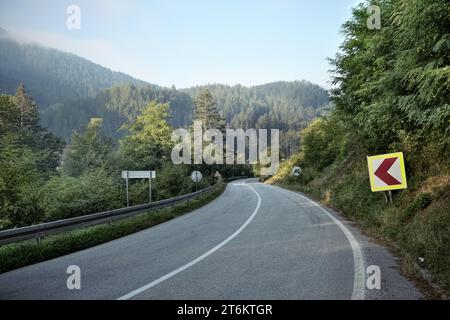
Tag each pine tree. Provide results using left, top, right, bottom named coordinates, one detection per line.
left=195, top=89, right=225, bottom=130
left=14, top=83, right=40, bottom=130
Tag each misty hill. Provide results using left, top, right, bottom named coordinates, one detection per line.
left=0, top=28, right=147, bottom=107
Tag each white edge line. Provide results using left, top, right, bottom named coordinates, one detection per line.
left=275, top=186, right=366, bottom=300
left=116, top=181, right=262, bottom=300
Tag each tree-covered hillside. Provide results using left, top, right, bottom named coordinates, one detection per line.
left=185, top=81, right=330, bottom=130
left=40, top=81, right=330, bottom=158
left=0, top=28, right=146, bottom=107
left=184, top=82, right=331, bottom=157
left=40, top=84, right=194, bottom=141
left=0, top=27, right=330, bottom=157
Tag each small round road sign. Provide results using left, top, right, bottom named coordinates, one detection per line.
left=292, top=166, right=302, bottom=176
left=191, top=170, right=202, bottom=183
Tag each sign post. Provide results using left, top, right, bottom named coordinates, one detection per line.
left=367, top=152, right=407, bottom=202
left=125, top=171, right=129, bottom=207
left=122, top=171, right=156, bottom=206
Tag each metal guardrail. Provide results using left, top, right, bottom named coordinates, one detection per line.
left=0, top=183, right=221, bottom=246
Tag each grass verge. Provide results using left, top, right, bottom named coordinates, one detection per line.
left=0, top=182, right=226, bottom=274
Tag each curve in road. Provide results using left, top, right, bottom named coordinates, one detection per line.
left=0, top=179, right=422, bottom=300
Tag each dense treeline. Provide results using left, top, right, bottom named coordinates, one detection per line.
left=185, top=81, right=331, bottom=157
left=185, top=81, right=330, bottom=130
left=272, top=0, right=450, bottom=293
left=40, top=84, right=194, bottom=141
left=39, top=81, right=330, bottom=157
left=0, top=85, right=64, bottom=228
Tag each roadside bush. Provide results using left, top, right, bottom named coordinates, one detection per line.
left=155, top=163, right=192, bottom=200
left=40, top=169, right=122, bottom=221
left=300, top=117, right=347, bottom=171
left=0, top=134, right=46, bottom=228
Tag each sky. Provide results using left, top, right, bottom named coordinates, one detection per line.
left=0, top=0, right=362, bottom=89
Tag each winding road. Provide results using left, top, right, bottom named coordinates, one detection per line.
left=0, top=179, right=421, bottom=299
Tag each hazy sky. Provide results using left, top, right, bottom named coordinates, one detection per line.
left=0, top=0, right=362, bottom=89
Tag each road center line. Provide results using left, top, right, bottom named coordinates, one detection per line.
left=117, top=181, right=262, bottom=300
left=273, top=185, right=366, bottom=300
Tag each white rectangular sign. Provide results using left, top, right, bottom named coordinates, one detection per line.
left=121, top=171, right=156, bottom=179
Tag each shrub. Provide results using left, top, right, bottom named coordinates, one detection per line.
left=155, top=163, right=192, bottom=200
left=40, top=169, right=122, bottom=221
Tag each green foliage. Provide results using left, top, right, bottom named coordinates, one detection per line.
left=0, top=133, right=45, bottom=226
left=13, top=83, right=39, bottom=131
left=328, top=168, right=383, bottom=220
left=330, top=0, right=450, bottom=152
left=300, top=117, right=347, bottom=171
left=0, top=86, right=63, bottom=229
left=41, top=84, right=194, bottom=142
left=119, top=101, right=173, bottom=170
left=402, top=193, right=433, bottom=222
left=0, top=134, right=43, bottom=226
left=0, top=88, right=222, bottom=231
left=186, top=81, right=330, bottom=157
left=0, top=95, right=20, bottom=133
left=194, top=89, right=225, bottom=130
left=36, top=80, right=329, bottom=158
left=63, top=118, right=114, bottom=177
left=155, top=164, right=192, bottom=199
left=40, top=170, right=122, bottom=221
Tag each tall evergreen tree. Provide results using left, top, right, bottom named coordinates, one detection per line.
left=14, top=83, right=39, bottom=130
left=195, top=89, right=225, bottom=130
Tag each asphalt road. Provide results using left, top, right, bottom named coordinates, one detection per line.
left=0, top=179, right=422, bottom=299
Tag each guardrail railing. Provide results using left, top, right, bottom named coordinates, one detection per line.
left=0, top=183, right=221, bottom=246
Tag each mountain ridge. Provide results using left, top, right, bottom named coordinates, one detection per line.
left=0, top=29, right=331, bottom=157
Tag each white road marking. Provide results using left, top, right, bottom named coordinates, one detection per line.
left=117, top=181, right=262, bottom=300
left=274, top=185, right=366, bottom=300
